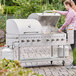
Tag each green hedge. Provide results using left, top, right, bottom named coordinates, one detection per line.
left=4, top=6, right=18, bottom=14
left=1, top=0, right=17, bottom=6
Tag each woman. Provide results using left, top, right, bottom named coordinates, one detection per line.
left=53, top=1, right=76, bottom=68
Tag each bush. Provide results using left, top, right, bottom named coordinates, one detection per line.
left=73, top=48, right=76, bottom=65
left=1, top=0, right=17, bottom=6
left=0, top=58, right=43, bottom=76
left=0, top=9, right=7, bottom=43
left=3, top=6, right=18, bottom=14
left=0, top=15, right=6, bottom=43
left=0, top=29, right=5, bottom=43
left=13, top=0, right=45, bottom=18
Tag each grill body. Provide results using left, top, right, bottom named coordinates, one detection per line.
left=6, top=13, right=66, bottom=47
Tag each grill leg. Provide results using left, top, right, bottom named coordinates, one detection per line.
left=51, top=46, right=53, bottom=57
left=63, top=45, right=65, bottom=58
left=18, top=47, right=20, bottom=61
left=50, top=46, right=53, bottom=65
left=63, top=45, right=65, bottom=66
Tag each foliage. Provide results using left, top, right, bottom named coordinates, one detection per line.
left=73, top=48, right=76, bottom=65
left=0, top=29, right=5, bottom=43
left=0, top=4, right=7, bottom=43
left=4, top=6, right=18, bottom=14
left=0, top=15, right=6, bottom=43
left=1, top=0, right=17, bottom=6
left=12, top=0, right=46, bottom=18
left=0, top=58, right=43, bottom=76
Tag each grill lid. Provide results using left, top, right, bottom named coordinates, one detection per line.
left=28, top=13, right=60, bottom=27
left=28, top=13, right=60, bottom=33
left=6, top=19, right=42, bottom=34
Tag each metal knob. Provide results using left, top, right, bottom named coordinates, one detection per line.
left=61, top=39, right=64, bottom=41
left=21, top=40, right=25, bottom=42
left=56, top=39, right=59, bottom=41
left=46, top=39, right=49, bottom=42
left=51, top=39, right=54, bottom=41
left=37, top=39, right=40, bottom=42
left=32, top=40, right=35, bottom=42
left=27, top=40, right=30, bottom=42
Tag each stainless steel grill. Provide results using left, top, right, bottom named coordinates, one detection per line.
left=5, top=12, right=74, bottom=66
left=6, top=13, right=66, bottom=46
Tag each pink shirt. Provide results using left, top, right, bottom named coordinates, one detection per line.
left=58, top=8, right=76, bottom=30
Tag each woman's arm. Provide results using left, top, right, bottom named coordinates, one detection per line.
left=57, top=11, right=68, bottom=15
left=60, top=9, right=75, bottom=31
left=52, top=10, right=68, bottom=15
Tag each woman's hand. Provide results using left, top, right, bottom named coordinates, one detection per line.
left=52, top=10, right=58, bottom=13
left=66, top=0, right=72, bottom=2
left=58, top=29, right=62, bottom=33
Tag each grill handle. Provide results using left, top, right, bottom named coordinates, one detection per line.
left=24, top=32, right=38, bottom=34
left=43, top=10, right=56, bottom=14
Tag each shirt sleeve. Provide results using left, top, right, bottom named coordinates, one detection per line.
left=57, top=11, right=68, bottom=15
left=60, top=10, right=75, bottom=31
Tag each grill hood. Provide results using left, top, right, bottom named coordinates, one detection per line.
left=6, top=13, right=60, bottom=35
left=28, top=13, right=60, bottom=33
left=6, top=19, right=42, bottom=34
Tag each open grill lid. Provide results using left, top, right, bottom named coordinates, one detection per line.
left=28, top=13, right=60, bottom=33
left=6, top=19, right=42, bottom=34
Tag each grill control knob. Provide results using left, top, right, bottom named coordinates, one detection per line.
left=27, top=40, right=30, bottom=42
left=56, top=39, right=59, bottom=41
left=37, top=39, right=40, bottom=42
left=61, top=39, right=64, bottom=41
left=51, top=39, right=54, bottom=41
left=46, top=39, right=49, bottom=42
left=32, top=40, right=35, bottom=42
left=21, top=40, right=25, bottom=42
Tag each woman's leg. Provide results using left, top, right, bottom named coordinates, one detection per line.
left=71, top=44, right=75, bottom=50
